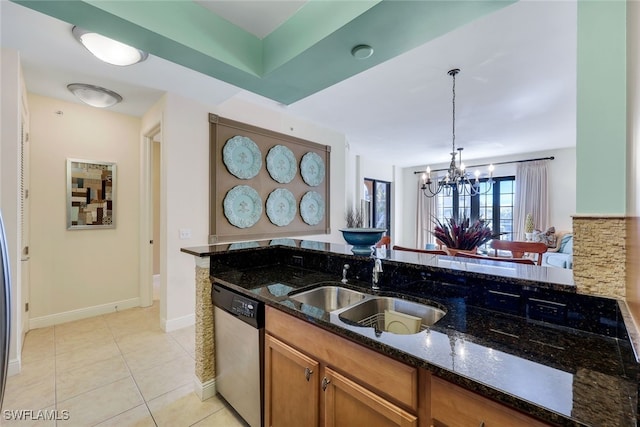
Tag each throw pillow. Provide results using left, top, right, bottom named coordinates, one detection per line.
left=534, top=226, right=557, bottom=247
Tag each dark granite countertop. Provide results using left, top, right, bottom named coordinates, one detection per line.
left=183, top=241, right=638, bottom=426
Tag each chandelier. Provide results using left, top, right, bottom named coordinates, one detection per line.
left=421, top=69, right=494, bottom=198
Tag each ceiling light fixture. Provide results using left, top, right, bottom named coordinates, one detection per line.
left=72, top=26, right=148, bottom=66
left=67, top=83, right=123, bottom=108
left=351, top=44, right=374, bottom=59
left=421, top=69, right=494, bottom=198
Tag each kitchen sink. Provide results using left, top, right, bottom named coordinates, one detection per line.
left=289, top=285, right=367, bottom=312
left=338, top=297, right=446, bottom=334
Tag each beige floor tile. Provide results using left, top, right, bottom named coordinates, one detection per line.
left=116, top=329, right=176, bottom=355
left=108, top=318, right=163, bottom=340
left=21, top=328, right=55, bottom=364
left=55, top=327, right=115, bottom=355
left=2, top=377, right=55, bottom=412
left=131, top=354, right=194, bottom=401
left=94, top=404, right=156, bottom=427
left=147, top=384, right=225, bottom=427
left=123, top=338, right=188, bottom=374
left=6, top=357, right=55, bottom=389
left=56, top=355, right=130, bottom=402
left=0, top=405, right=58, bottom=427
left=191, top=407, right=249, bottom=427
left=170, top=326, right=195, bottom=358
left=56, top=377, right=144, bottom=427
left=56, top=340, right=122, bottom=372
left=54, top=315, right=109, bottom=338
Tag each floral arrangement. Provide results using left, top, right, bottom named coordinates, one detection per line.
left=431, top=215, right=493, bottom=250
left=345, top=206, right=364, bottom=228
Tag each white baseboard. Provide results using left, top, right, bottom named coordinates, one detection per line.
left=7, top=358, right=21, bottom=377
left=161, top=313, right=195, bottom=332
left=29, top=297, right=141, bottom=329
left=194, top=376, right=216, bottom=401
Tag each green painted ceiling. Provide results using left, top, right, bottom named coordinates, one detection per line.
left=13, top=0, right=514, bottom=105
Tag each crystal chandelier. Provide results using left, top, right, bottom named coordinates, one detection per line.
left=421, top=69, right=494, bottom=198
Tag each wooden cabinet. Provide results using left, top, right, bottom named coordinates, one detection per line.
left=265, top=306, right=550, bottom=427
left=265, top=306, right=419, bottom=427
left=324, top=367, right=417, bottom=427
left=265, top=334, right=319, bottom=427
left=430, top=376, right=549, bottom=427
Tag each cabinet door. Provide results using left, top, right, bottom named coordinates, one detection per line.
left=323, top=367, right=417, bottom=427
left=431, top=376, right=549, bottom=427
left=265, top=334, right=320, bottom=427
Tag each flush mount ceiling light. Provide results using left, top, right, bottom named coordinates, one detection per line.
left=67, top=83, right=123, bottom=108
left=351, top=44, right=374, bottom=59
left=72, top=26, right=148, bottom=66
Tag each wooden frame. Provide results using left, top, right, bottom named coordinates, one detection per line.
left=209, top=114, right=331, bottom=243
left=66, top=158, right=116, bottom=230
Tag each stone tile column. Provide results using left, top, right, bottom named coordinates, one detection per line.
left=193, top=256, right=216, bottom=400
left=573, top=215, right=626, bottom=299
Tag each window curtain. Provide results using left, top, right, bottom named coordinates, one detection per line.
left=514, top=160, right=549, bottom=241
left=416, top=177, right=438, bottom=249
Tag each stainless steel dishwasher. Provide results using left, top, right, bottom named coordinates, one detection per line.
left=212, top=283, right=264, bottom=427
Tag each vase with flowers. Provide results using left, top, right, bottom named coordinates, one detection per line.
left=431, top=215, right=493, bottom=255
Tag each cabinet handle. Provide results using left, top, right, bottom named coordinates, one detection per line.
left=321, top=377, right=331, bottom=391
left=304, top=367, right=313, bottom=381
left=479, top=422, right=485, bottom=427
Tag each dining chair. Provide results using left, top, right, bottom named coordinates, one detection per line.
left=392, top=245, right=448, bottom=255
left=454, top=251, right=536, bottom=265
left=489, top=240, right=548, bottom=265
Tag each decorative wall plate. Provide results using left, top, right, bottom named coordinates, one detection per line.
left=228, top=241, right=260, bottom=250
left=223, top=185, right=263, bottom=228
left=266, top=188, right=296, bottom=226
left=266, top=145, right=297, bottom=184
left=300, top=152, right=325, bottom=187
left=269, top=238, right=297, bottom=247
left=301, top=240, right=326, bottom=251
left=300, top=191, right=325, bottom=226
left=222, top=136, right=262, bottom=179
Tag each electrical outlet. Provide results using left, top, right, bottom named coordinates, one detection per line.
left=291, top=255, right=304, bottom=267
left=179, top=228, right=192, bottom=239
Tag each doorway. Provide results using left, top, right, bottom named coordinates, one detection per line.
left=140, top=125, right=161, bottom=308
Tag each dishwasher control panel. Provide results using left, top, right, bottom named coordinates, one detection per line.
left=231, top=297, right=256, bottom=318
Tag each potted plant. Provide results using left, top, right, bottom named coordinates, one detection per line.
left=431, top=215, right=493, bottom=255
left=340, top=206, right=386, bottom=255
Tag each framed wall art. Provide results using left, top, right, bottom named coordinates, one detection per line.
left=66, top=158, right=116, bottom=230
left=209, top=114, right=331, bottom=243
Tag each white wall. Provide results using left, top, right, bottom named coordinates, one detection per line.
left=398, top=147, right=577, bottom=247
left=0, top=48, right=25, bottom=374
left=28, top=94, right=141, bottom=326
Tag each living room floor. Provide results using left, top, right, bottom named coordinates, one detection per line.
left=2, top=302, right=248, bottom=426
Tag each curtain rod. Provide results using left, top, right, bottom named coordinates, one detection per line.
left=412, top=156, right=555, bottom=174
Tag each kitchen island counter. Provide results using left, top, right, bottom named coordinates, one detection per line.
left=182, top=241, right=638, bottom=426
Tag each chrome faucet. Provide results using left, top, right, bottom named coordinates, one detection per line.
left=372, top=257, right=383, bottom=290
left=341, top=264, right=350, bottom=284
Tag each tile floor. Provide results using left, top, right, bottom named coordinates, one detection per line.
left=2, top=302, right=248, bottom=426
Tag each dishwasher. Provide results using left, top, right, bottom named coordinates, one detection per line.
left=212, top=282, right=264, bottom=427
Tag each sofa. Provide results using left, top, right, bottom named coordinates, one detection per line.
left=541, top=232, right=573, bottom=269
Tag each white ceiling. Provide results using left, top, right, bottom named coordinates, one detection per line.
left=0, top=0, right=576, bottom=168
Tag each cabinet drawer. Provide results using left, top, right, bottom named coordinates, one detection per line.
left=431, top=376, right=549, bottom=427
left=266, top=306, right=418, bottom=411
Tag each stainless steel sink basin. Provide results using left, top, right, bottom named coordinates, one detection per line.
left=289, top=285, right=367, bottom=312
left=338, top=297, right=446, bottom=334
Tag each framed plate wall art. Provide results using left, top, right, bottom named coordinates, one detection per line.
left=209, top=114, right=331, bottom=243
left=66, top=159, right=116, bottom=229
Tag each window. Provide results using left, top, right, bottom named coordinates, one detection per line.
left=364, top=178, right=391, bottom=236
left=436, top=176, right=515, bottom=241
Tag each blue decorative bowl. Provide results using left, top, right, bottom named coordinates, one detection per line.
left=339, top=228, right=386, bottom=256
